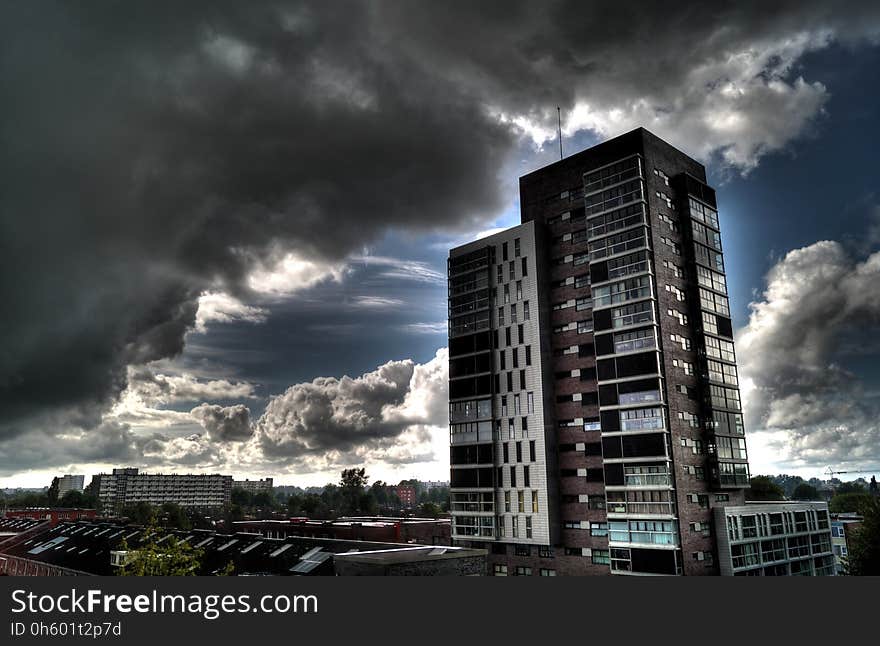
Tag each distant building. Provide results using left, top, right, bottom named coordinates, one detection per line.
left=713, top=502, right=836, bottom=576
left=91, top=468, right=232, bottom=515
left=3, top=508, right=97, bottom=527
left=830, top=513, right=863, bottom=574
left=0, top=520, right=485, bottom=576
left=56, top=475, right=85, bottom=497
left=421, top=481, right=449, bottom=490
left=391, top=484, right=417, bottom=507
left=233, top=516, right=451, bottom=545
left=232, top=478, right=273, bottom=494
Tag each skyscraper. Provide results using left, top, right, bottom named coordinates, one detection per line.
left=448, top=128, right=752, bottom=576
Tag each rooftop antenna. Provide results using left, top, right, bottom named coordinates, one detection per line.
left=557, top=106, right=564, bottom=160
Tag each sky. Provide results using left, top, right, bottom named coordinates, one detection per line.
left=2, top=1, right=880, bottom=488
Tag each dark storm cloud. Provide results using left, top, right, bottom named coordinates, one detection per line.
left=0, top=1, right=513, bottom=436
left=2, top=0, right=880, bottom=448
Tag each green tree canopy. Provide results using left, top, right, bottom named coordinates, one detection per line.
left=122, top=501, right=157, bottom=525
left=844, top=496, right=880, bottom=575
left=792, top=483, right=820, bottom=500
left=47, top=478, right=59, bottom=504
left=830, top=492, right=872, bottom=513
left=117, top=525, right=225, bottom=576
left=745, top=476, right=785, bottom=501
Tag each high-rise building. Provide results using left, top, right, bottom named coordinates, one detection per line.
left=55, top=474, right=85, bottom=497
left=448, top=128, right=783, bottom=575
left=92, top=468, right=232, bottom=515
left=232, top=478, right=274, bottom=494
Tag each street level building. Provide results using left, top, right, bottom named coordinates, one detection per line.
left=714, top=502, right=836, bottom=576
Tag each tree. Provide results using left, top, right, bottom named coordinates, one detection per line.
left=117, top=524, right=222, bottom=576
left=59, top=490, right=87, bottom=507
left=230, top=487, right=254, bottom=508
left=339, top=469, right=369, bottom=515
left=745, top=476, right=784, bottom=501
left=844, top=496, right=880, bottom=575
left=159, top=502, right=192, bottom=530
left=82, top=480, right=99, bottom=509
left=836, top=481, right=867, bottom=495
left=418, top=502, right=442, bottom=518
left=122, top=501, right=156, bottom=525
left=830, top=492, right=872, bottom=513
left=792, top=483, right=820, bottom=500
left=47, top=478, right=59, bottom=505
left=870, top=476, right=879, bottom=496
left=252, top=491, right=275, bottom=509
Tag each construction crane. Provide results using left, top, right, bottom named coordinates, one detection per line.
left=824, top=466, right=880, bottom=479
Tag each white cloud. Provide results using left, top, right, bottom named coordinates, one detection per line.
left=190, top=403, right=253, bottom=442
left=497, top=30, right=835, bottom=173
left=737, top=240, right=880, bottom=474
left=351, top=255, right=446, bottom=285
left=244, top=348, right=448, bottom=476
left=194, top=291, right=268, bottom=333
left=246, top=252, right=347, bottom=297
left=351, top=295, right=404, bottom=308
left=399, top=321, right=447, bottom=335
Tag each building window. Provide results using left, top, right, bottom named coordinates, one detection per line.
left=514, top=566, right=532, bottom=576
left=592, top=549, right=610, bottom=565
left=524, top=466, right=530, bottom=487
left=577, top=319, right=594, bottom=334
left=514, top=237, right=521, bottom=257
left=494, top=564, right=508, bottom=576
left=619, top=407, right=664, bottom=431
left=525, top=516, right=533, bottom=539
left=523, top=300, right=530, bottom=320
left=525, top=345, right=532, bottom=366
left=516, top=280, right=522, bottom=301
left=590, top=522, right=608, bottom=537
left=588, top=495, right=606, bottom=510
left=529, top=440, right=536, bottom=462
left=498, top=306, right=505, bottom=327
left=527, top=392, right=534, bottom=413
left=532, top=490, right=539, bottom=513
left=593, top=275, right=652, bottom=308
left=539, top=546, right=553, bottom=558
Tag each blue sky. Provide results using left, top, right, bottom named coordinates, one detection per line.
left=2, top=3, right=880, bottom=487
